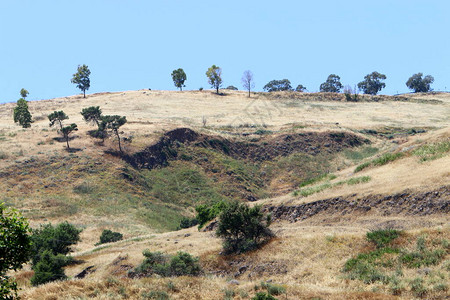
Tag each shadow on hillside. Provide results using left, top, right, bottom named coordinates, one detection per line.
left=53, top=136, right=77, bottom=142
left=65, top=147, right=83, bottom=153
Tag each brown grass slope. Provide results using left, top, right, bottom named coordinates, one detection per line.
left=0, top=90, right=449, bottom=299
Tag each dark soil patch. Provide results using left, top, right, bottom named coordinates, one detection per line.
left=267, top=185, right=450, bottom=222
left=123, top=128, right=369, bottom=170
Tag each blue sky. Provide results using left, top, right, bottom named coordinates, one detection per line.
left=1, top=1, right=449, bottom=103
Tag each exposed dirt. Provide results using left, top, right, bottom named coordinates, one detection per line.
left=124, top=128, right=369, bottom=169
left=267, top=185, right=450, bottom=223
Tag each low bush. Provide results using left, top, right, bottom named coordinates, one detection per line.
left=98, top=229, right=123, bottom=245
left=177, top=217, right=198, bottom=229
left=216, top=201, right=273, bottom=254
left=133, top=251, right=201, bottom=277
left=260, top=282, right=286, bottom=296
left=195, top=201, right=226, bottom=228
left=30, top=250, right=70, bottom=286
left=252, top=292, right=277, bottom=300
left=30, top=222, right=81, bottom=285
left=31, top=222, right=82, bottom=266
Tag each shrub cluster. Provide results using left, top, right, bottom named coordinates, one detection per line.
left=30, top=222, right=81, bottom=285
left=177, top=217, right=198, bottom=229
left=195, top=201, right=226, bottom=228
left=97, top=229, right=123, bottom=245
left=133, top=251, right=201, bottom=277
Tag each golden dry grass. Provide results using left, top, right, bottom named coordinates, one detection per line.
left=1, top=90, right=449, bottom=299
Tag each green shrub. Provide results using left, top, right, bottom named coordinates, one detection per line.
left=366, top=229, right=400, bottom=248
left=29, top=222, right=81, bottom=285
left=195, top=201, right=226, bottom=228
left=252, top=292, right=277, bottom=300
left=31, top=222, right=82, bottom=266
left=134, top=251, right=201, bottom=277
left=216, top=201, right=273, bottom=254
left=98, top=229, right=123, bottom=245
left=260, top=282, right=286, bottom=296
left=178, top=217, right=198, bottom=229
left=169, top=252, right=201, bottom=276
left=30, top=250, right=69, bottom=286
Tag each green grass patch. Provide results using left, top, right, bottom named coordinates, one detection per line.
left=367, top=229, right=400, bottom=248
left=355, top=152, right=404, bottom=172
left=343, top=146, right=379, bottom=162
left=413, top=141, right=450, bottom=162
left=347, top=176, right=371, bottom=185
left=372, top=152, right=404, bottom=166
left=344, top=231, right=449, bottom=297
left=294, top=182, right=332, bottom=197
left=298, top=173, right=336, bottom=188
left=293, top=176, right=371, bottom=197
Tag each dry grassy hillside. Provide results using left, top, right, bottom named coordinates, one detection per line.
left=1, top=90, right=449, bottom=299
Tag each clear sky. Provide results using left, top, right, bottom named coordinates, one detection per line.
left=1, top=0, right=449, bottom=103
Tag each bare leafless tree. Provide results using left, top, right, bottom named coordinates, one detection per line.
left=241, top=70, right=255, bottom=97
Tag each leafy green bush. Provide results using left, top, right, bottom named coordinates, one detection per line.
left=216, top=201, right=273, bottom=254
left=31, top=222, right=81, bottom=265
left=98, top=229, right=123, bottom=245
left=30, top=250, right=71, bottom=286
left=169, top=252, right=201, bottom=276
left=178, top=217, right=198, bottom=229
left=195, top=201, right=226, bottom=228
left=29, top=222, right=81, bottom=285
left=134, top=251, right=201, bottom=277
left=1, top=203, right=32, bottom=299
